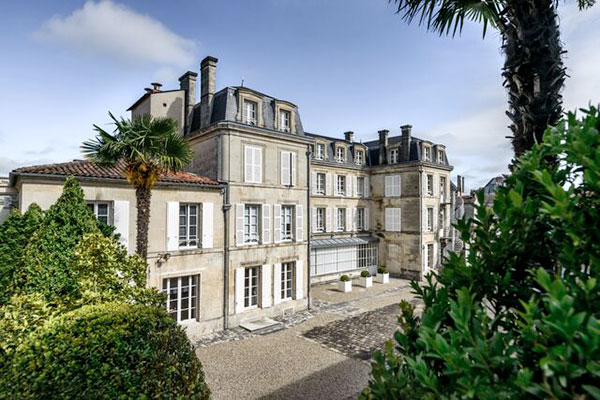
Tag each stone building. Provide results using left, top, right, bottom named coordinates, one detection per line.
left=2, top=55, right=454, bottom=336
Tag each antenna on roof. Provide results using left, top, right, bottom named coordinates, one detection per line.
left=241, top=78, right=245, bottom=87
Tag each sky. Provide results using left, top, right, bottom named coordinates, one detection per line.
left=0, top=1, right=598, bottom=189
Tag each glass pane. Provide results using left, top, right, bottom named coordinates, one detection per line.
left=180, top=309, right=189, bottom=321
left=98, top=204, right=108, bottom=214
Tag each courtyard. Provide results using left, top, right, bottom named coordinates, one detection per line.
left=195, top=278, right=419, bottom=400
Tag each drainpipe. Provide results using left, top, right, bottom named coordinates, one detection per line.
left=306, top=146, right=313, bottom=310
left=223, top=183, right=231, bottom=330
left=419, top=167, right=423, bottom=280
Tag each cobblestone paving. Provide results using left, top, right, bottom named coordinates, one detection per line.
left=303, top=303, right=401, bottom=360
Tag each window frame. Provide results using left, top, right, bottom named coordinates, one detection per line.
left=179, top=203, right=200, bottom=249
left=244, top=145, right=263, bottom=184
left=243, top=99, right=258, bottom=125
left=316, top=173, right=325, bottom=195
left=427, top=207, right=434, bottom=231
left=357, top=207, right=365, bottom=231
left=243, top=204, right=261, bottom=244
left=357, top=177, right=365, bottom=197
left=162, top=275, right=199, bottom=323
left=424, top=146, right=432, bottom=162
left=336, top=208, right=346, bottom=232
left=389, top=148, right=399, bottom=164
left=438, top=149, right=444, bottom=163
left=336, top=146, right=346, bottom=163
left=281, top=262, right=294, bottom=301
left=279, top=109, right=291, bottom=132
left=315, top=143, right=325, bottom=160
left=244, top=266, right=259, bottom=309
left=426, top=174, right=434, bottom=195
left=87, top=201, right=112, bottom=225
left=280, top=205, right=294, bottom=241
left=336, top=175, right=346, bottom=196
left=315, top=207, right=325, bottom=232
left=355, top=150, right=364, bottom=165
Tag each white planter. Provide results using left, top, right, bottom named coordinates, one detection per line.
left=359, top=276, right=373, bottom=288
left=338, top=280, right=352, bottom=292
left=375, top=272, right=389, bottom=284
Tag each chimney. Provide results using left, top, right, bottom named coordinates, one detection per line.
left=401, top=124, right=412, bottom=161
left=200, top=56, right=218, bottom=128
left=344, top=131, right=354, bottom=143
left=179, top=71, right=198, bottom=135
left=457, top=175, right=463, bottom=194
left=151, top=82, right=162, bottom=92
left=378, top=129, right=389, bottom=164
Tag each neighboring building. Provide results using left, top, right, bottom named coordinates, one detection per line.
left=0, top=177, right=17, bottom=223
left=4, top=55, right=455, bottom=335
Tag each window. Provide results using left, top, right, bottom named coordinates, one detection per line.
left=244, top=145, right=262, bottom=183
left=440, top=208, right=446, bottom=231
left=440, top=176, right=446, bottom=202
left=336, top=175, right=346, bottom=196
left=427, top=207, right=434, bottom=231
left=426, top=243, right=434, bottom=268
left=179, top=204, right=199, bottom=248
left=279, top=109, right=291, bottom=132
left=424, top=146, right=431, bottom=162
left=243, top=100, right=257, bottom=125
left=336, top=146, right=346, bottom=162
left=281, top=205, right=294, bottom=241
left=438, top=149, right=444, bottom=163
left=385, top=208, right=401, bottom=232
left=389, top=149, right=399, bottom=164
left=281, top=262, right=294, bottom=300
left=316, top=173, right=325, bottom=194
left=244, top=205, right=260, bottom=244
left=244, top=267, right=259, bottom=308
left=356, top=150, right=364, bottom=165
left=357, top=208, right=365, bottom=231
left=315, top=143, right=325, bottom=160
left=316, top=208, right=325, bottom=232
left=357, top=177, right=365, bottom=197
left=427, top=174, right=433, bottom=195
left=336, top=208, right=346, bottom=231
left=385, top=175, right=401, bottom=197
left=162, top=275, right=198, bottom=322
left=88, top=202, right=110, bottom=225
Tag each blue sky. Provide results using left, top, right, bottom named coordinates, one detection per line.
left=0, top=1, right=598, bottom=189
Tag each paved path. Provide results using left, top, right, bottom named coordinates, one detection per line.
left=195, top=278, right=417, bottom=400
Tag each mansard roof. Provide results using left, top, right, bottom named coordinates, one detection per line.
left=11, top=160, right=220, bottom=187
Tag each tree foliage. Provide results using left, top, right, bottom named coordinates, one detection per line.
left=362, top=108, right=600, bottom=399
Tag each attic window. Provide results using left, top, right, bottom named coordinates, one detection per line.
left=389, top=149, right=399, bottom=164
left=437, top=149, right=444, bottom=164
left=356, top=150, right=364, bottom=165
left=336, top=146, right=346, bottom=163
left=423, top=146, right=431, bottom=162
left=243, top=100, right=257, bottom=125
left=315, top=143, right=325, bottom=160
left=279, top=110, right=291, bottom=132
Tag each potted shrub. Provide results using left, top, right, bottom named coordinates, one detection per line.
left=375, top=266, right=389, bottom=284
left=359, top=270, right=372, bottom=288
left=338, top=274, right=352, bottom=292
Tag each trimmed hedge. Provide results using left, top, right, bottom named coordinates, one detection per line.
left=2, top=302, right=210, bottom=399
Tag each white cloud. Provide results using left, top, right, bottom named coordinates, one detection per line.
left=0, top=157, right=55, bottom=177
left=34, top=0, right=196, bottom=69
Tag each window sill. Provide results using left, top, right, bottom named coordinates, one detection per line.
left=178, top=246, right=201, bottom=251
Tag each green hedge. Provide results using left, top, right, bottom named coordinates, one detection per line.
left=2, top=302, right=210, bottom=400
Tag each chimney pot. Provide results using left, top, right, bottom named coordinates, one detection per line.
left=378, top=129, right=389, bottom=146
left=344, top=131, right=355, bottom=143
left=151, top=82, right=162, bottom=91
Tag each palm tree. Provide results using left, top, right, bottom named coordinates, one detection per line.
left=390, top=0, right=595, bottom=159
left=82, top=113, right=193, bottom=258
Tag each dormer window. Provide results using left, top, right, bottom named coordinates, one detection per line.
left=315, top=143, right=325, bottom=160
left=389, top=149, right=399, bottom=164
left=355, top=150, right=364, bottom=165
left=423, top=146, right=431, bottom=162
left=279, top=110, right=291, bottom=132
left=243, top=100, right=257, bottom=125
left=336, top=146, right=346, bottom=163
left=437, top=149, right=444, bottom=164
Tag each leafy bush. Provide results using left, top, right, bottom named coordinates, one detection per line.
left=340, top=274, right=351, bottom=282
left=361, top=270, right=371, bottom=278
left=0, top=205, right=43, bottom=305
left=378, top=266, right=387, bottom=274
left=362, top=108, right=600, bottom=399
left=2, top=302, right=210, bottom=400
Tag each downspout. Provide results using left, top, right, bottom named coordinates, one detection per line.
left=306, top=146, right=312, bottom=310
left=419, top=167, right=423, bottom=280
left=223, top=183, right=231, bottom=330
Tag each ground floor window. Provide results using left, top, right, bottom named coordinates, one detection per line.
left=311, top=242, right=378, bottom=276
left=162, top=275, right=198, bottom=322
left=88, top=201, right=111, bottom=225
left=281, top=262, right=294, bottom=300
left=426, top=243, right=434, bottom=268
left=244, top=266, right=259, bottom=308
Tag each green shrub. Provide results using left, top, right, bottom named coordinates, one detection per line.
left=340, top=274, right=350, bottom=282
left=0, top=205, right=43, bottom=305
left=2, top=302, right=210, bottom=400
left=362, top=108, right=600, bottom=399
left=377, top=266, right=387, bottom=274
left=361, top=270, right=371, bottom=278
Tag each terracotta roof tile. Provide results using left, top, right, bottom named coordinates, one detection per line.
left=12, top=159, right=220, bottom=186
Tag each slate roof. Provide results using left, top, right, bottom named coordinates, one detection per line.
left=11, top=160, right=220, bottom=186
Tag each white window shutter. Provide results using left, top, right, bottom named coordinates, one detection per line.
left=325, top=173, right=332, bottom=196
left=385, top=208, right=391, bottom=231
left=281, top=151, right=290, bottom=186
left=433, top=242, right=438, bottom=268
left=235, top=203, right=244, bottom=246
left=244, top=146, right=252, bottom=183
left=398, top=208, right=402, bottom=232
left=291, top=152, right=297, bottom=187
left=364, top=176, right=370, bottom=197
left=113, top=201, right=129, bottom=252
left=202, top=202, right=214, bottom=249
left=234, top=268, right=245, bottom=314
left=353, top=176, right=358, bottom=198
left=326, top=207, right=333, bottom=232
left=396, top=175, right=402, bottom=196
left=311, top=171, right=317, bottom=194
left=273, top=263, right=282, bottom=305
left=311, top=207, right=317, bottom=233
left=273, top=204, right=281, bottom=243
left=261, top=264, right=272, bottom=308
left=364, top=208, right=370, bottom=230
left=347, top=176, right=353, bottom=197
left=433, top=206, right=438, bottom=230
left=296, top=205, right=303, bottom=241
left=295, top=260, right=304, bottom=299
left=352, top=207, right=357, bottom=231
left=255, top=147, right=263, bottom=183
left=345, top=208, right=352, bottom=232
left=262, top=204, right=271, bottom=244
left=166, top=202, right=179, bottom=251
left=385, top=175, right=392, bottom=197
